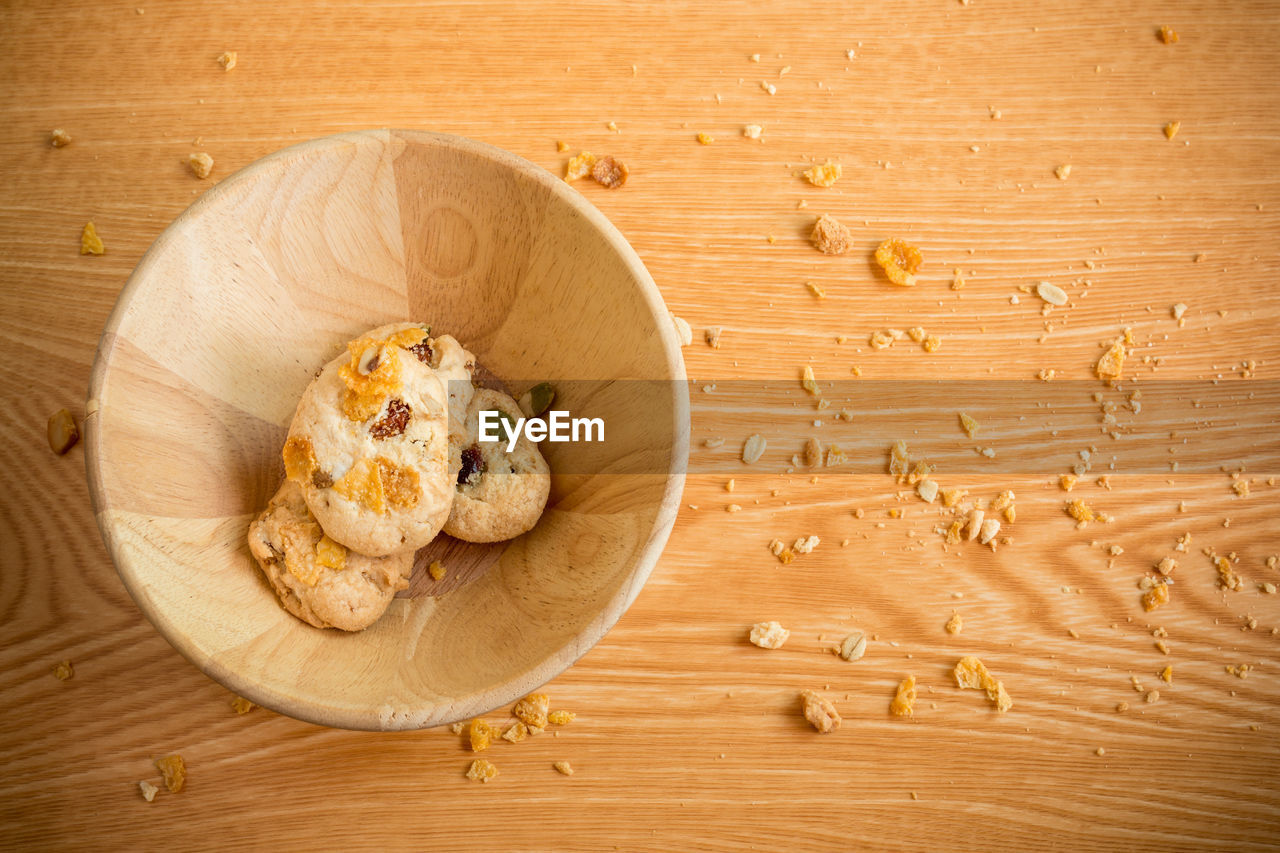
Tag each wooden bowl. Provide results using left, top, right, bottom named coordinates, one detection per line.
left=85, top=130, right=688, bottom=730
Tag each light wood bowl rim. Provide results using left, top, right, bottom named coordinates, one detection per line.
left=84, top=129, right=689, bottom=729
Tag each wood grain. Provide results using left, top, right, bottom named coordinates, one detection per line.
left=2, top=0, right=1280, bottom=850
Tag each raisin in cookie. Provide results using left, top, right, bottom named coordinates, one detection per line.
left=443, top=388, right=550, bottom=543
left=247, top=480, right=412, bottom=631
left=283, top=322, right=453, bottom=557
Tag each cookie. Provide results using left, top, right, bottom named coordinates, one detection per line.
left=443, top=388, right=550, bottom=543
left=247, top=480, right=412, bottom=631
left=283, top=322, right=453, bottom=557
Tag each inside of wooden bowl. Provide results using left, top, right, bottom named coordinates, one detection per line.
left=86, top=129, right=688, bottom=730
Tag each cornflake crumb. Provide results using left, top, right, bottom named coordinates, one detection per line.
left=52, top=660, right=73, bottom=681
left=1095, top=339, right=1127, bottom=381
left=810, top=213, right=853, bottom=255
left=591, top=155, right=628, bottom=189
left=1141, top=583, right=1170, bottom=612
left=1160, top=665, right=1173, bottom=683
left=800, top=689, right=841, bottom=732
left=1158, top=25, right=1178, bottom=44
left=953, top=656, right=1012, bottom=712
left=1116, top=701, right=1129, bottom=712
left=513, top=693, right=550, bottom=729
left=51, top=128, right=72, bottom=148
left=449, top=722, right=465, bottom=734
left=1096, top=747, right=1106, bottom=757
left=944, top=613, right=963, bottom=635
left=217, top=51, right=237, bottom=71
left=743, top=124, right=763, bottom=139
left=564, top=151, right=597, bottom=181
left=749, top=621, right=791, bottom=649
left=555, top=140, right=570, bottom=153
left=81, top=221, right=105, bottom=255
left=230, top=695, right=254, bottom=714
left=958, top=412, right=980, bottom=438
left=501, top=722, right=528, bottom=743
left=1163, top=121, right=1181, bottom=140
left=1065, top=498, right=1095, bottom=524
left=874, top=238, right=922, bottom=286
left=803, top=161, right=842, bottom=187
left=469, top=718, right=497, bottom=751
left=187, top=152, right=214, bottom=179
left=1054, top=165, right=1072, bottom=181
left=548, top=710, right=575, bottom=726
left=154, top=754, right=186, bottom=793
left=889, top=676, right=918, bottom=716
left=466, top=758, right=498, bottom=783
left=696, top=132, right=714, bottom=145
left=138, top=780, right=159, bottom=802
left=553, top=760, right=574, bottom=776
left=1145, top=689, right=1161, bottom=704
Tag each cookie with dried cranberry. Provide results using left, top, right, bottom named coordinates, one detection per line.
left=247, top=480, right=412, bottom=631
left=443, top=388, right=550, bottom=543
left=283, top=322, right=452, bottom=557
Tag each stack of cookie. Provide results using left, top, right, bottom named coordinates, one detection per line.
left=247, top=323, right=550, bottom=631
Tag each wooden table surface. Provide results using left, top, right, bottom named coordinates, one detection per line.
left=3, top=1, right=1280, bottom=849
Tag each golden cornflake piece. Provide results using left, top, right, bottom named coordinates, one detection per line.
left=80, top=221, right=104, bottom=255
left=810, top=213, right=852, bottom=255
left=468, top=719, right=497, bottom=752
left=940, top=488, right=967, bottom=508
left=1059, top=473, right=1077, bottom=491
left=338, top=334, right=406, bottom=421
left=1163, top=121, right=1181, bottom=140
left=907, top=460, right=931, bottom=485
left=553, top=760, right=574, bottom=776
left=777, top=548, right=795, bottom=565
left=953, top=656, right=1012, bottom=712
left=958, top=412, right=979, bottom=438
left=47, top=409, right=79, bottom=455
left=1054, top=165, right=1072, bottom=181
left=696, top=132, right=714, bottom=145
left=1095, top=340, right=1127, bottom=382
left=750, top=621, right=790, bottom=649
left=889, top=676, right=918, bottom=717
left=800, top=689, right=841, bottom=732
left=1158, top=25, right=1178, bottom=44
left=889, top=440, right=910, bottom=482
left=513, top=693, right=550, bottom=729
left=1214, top=555, right=1243, bottom=591
left=428, top=560, right=447, bottom=581
left=466, top=758, right=498, bottom=783
left=945, top=520, right=963, bottom=545
left=138, top=780, right=159, bottom=802
left=907, top=327, right=926, bottom=343
left=555, top=140, right=570, bottom=153
left=187, top=152, right=214, bottom=179
left=52, top=660, right=73, bottom=681
left=501, top=722, right=528, bottom=743
left=874, top=238, right=922, bottom=286
left=922, top=334, right=941, bottom=352
left=1141, top=582, right=1169, bottom=612
left=1065, top=499, right=1095, bottom=524
left=801, top=365, right=820, bottom=396
left=1159, top=665, right=1173, bottom=683
left=565, top=151, right=597, bottom=181
left=869, top=330, right=895, bottom=349
left=944, top=613, right=963, bottom=635
left=825, top=445, right=848, bottom=467
left=548, top=710, right=575, bottom=726
left=806, top=281, right=826, bottom=298
left=591, top=155, right=628, bottom=188
left=50, top=128, right=72, bottom=147
left=332, top=458, right=388, bottom=513
left=231, top=695, right=255, bottom=714
left=314, top=535, right=346, bottom=571
left=154, top=754, right=186, bottom=793
left=1145, top=689, right=1160, bottom=704
left=1156, top=556, right=1177, bottom=576
left=1232, top=480, right=1250, bottom=498
left=802, top=160, right=842, bottom=187
left=217, top=50, right=237, bottom=71
left=282, top=435, right=318, bottom=483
